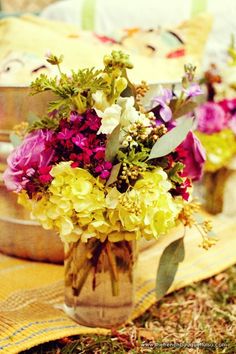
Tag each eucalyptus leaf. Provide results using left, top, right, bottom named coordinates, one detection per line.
left=9, top=132, right=22, bottom=148
left=106, top=163, right=121, bottom=186
left=147, top=117, right=194, bottom=160
left=156, top=236, right=185, bottom=300
left=27, top=111, right=40, bottom=125
left=105, top=124, right=120, bottom=162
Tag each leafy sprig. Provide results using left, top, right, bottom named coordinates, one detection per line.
left=31, top=67, right=108, bottom=115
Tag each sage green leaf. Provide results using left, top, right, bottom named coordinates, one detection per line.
left=9, top=132, right=22, bottom=147
left=105, top=124, right=120, bottom=162
left=106, top=163, right=121, bottom=186
left=156, top=236, right=185, bottom=300
left=147, top=117, right=194, bottom=160
left=27, top=111, right=40, bottom=125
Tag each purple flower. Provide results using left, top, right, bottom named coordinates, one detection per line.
left=152, top=88, right=173, bottom=122
left=184, top=83, right=203, bottom=98
left=179, top=132, right=206, bottom=181
left=3, top=130, right=54, bottom=192
left=195, top=102, right=226, bottom=134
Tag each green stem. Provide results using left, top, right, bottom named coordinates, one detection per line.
left=106, top=242, right=119, bottom=296
left=74, top=261, right=93, bottom=297
left=173, top=91, right=184, bottom=116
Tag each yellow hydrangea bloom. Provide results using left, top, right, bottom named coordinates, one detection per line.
left=196, top=129, right=236, bottom=172
left=18, top=163, right=183, bottom=243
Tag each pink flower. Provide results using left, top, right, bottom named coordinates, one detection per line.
left=218, top=98, right=236, bottom=114
left=195, top=102, right=226, bottom=134
left=72, top=133, right=88, bottom=149
left=57, top=128, right=74, bottom=140
left=178, top=132, right=206, bottom=181
left=3, top=130, right=54, bottom=192
left=218, top=98, right=236, bottom=134
left=95, top=161, right=113, bottom=179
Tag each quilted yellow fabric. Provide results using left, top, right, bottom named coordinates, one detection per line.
left=0, top=14, right=212, bottom=84
left=0, top=214, right=235, bottom=353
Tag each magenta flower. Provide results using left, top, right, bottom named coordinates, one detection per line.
left=195, top=102, right=226, bottom=134
left=95, top=161, right=113, bottom=179
left=179, top=132, right=206, bottom=181
left=57, top=128, right=74, bottom=140
left=72, top=133, right=89, bottom=149
left=152, top=89, right=173, bottom=122
left=218, top=98, right=236, bottom=114
left=3, top=130, right=54, bottom=192
left=218, top=98, right=236, bottom=134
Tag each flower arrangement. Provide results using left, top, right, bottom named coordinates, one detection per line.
left=195, top=38, right=236, bottom=214
left=3, top=51, right=213, bottom=327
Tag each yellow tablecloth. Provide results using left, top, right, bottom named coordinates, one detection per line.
left=0, top=214, right=236, bottom=354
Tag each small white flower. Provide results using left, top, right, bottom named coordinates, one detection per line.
left=96, top=104, right=122, bottom=134
left=92, top=90, right=109, bottom=111
left=118, top=97, right=140, bottom=127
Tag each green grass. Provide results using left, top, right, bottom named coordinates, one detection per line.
left=21, top=265, right=236, bottom=354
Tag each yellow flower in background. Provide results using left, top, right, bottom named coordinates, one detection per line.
left=196, top=129, right=236, bottom=172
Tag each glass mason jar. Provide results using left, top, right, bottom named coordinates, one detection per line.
left=64, top=237, right=137, bottom=328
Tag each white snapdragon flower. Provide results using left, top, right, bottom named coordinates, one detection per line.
left=96, top=95, right=151, bottom=136
left=96, top=104, right=122, bottom=134
left=92, top=90, right=109, bottom=111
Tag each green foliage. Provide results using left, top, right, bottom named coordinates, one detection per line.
left=118, top=147, right=150, bottom=169
left=171, top=99, right=197, bottom=119
left=106, top=163, right=122, bottom=186
left=156, top=236, right=185, bottom=300
left=167, top=162, right=184, bottom=184
left=147, top=117, right=194, bottom=160
left=105, top=125, right=121, bottom=162
left=10, top=132, right=22, bottom=147
left=30, top=68, right=108, bottom=115
left=103, top=50, right=133, bottom=71
left=28, top=115, right=60, bottom=132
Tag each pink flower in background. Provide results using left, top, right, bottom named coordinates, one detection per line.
left=195, top=102, right=226, bottom=134
left=218, top=98, right=236, bottom=134
left=3, top=130, right=54, bottom=192
left=178, top=131, right=206, bottom=181
left=218, top=98, right=236, bottom=114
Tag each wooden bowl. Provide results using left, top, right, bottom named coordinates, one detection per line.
left=0, top=184, right=64, bottom=263
left=0, top=86, right=53, bottom=132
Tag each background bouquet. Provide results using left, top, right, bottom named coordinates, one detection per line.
left=195, top=37, right=236, bottom=215
left=3, top=51, right=212, bottom=328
